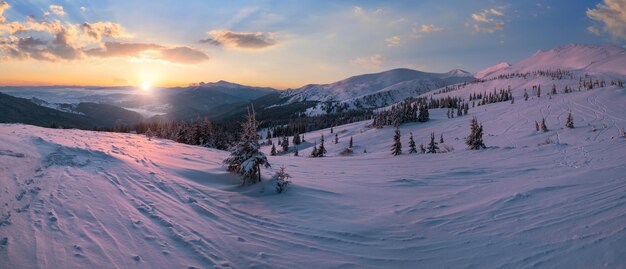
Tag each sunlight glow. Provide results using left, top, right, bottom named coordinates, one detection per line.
left=141, top=82, right=151, bottom=91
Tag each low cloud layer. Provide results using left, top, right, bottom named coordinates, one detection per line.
left=200, top=30, right=276, bottom=49
left=0, top=2, right=208, bottom=64
left=471, top=8, right=505, bottom=33
left=587, top=0, right=626, bottom=40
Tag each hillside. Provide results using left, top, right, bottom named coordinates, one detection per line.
left=1, top=81, right=625, bottom=268
left=486, top=44, right=626, bottom=78
left=280, top=68, right=475, bottom=112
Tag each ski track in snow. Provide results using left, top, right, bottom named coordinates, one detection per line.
left=1, top=84, right=626, bottom=268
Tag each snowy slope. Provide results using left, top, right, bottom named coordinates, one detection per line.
left=487, top=44, right=626, bottom=78
left=281, top=68, right=474, bottom=108
left=2, top=82, right=626, bottom=268
left=474, top=62, right=510, bottom=79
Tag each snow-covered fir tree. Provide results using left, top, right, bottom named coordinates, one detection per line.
left=270, top=144, right=277, bottom=156
left=427, top=132, right=439, bottom=153
left=317, top=134, right=327, bottom=157
left=541, top=118, right=548, bottom=132
left=335, top=133, right=339, bottom=144
left=409, top=132, right=417, bottom=154
left=282, top=136, right=289, bottom=152
left=391, top=127, right=402, bottom=156
left=439, top=133, right=444, bottom=144
left=349, top=136, right=353, bottom=148
left=466, top=116, right=486, bottom=150
left=223, top=106, right=270, bottom=185
left=566, top=112, right=574, bottom=128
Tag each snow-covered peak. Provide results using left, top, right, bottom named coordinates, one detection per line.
left=446, top=69, right=472, bottom=77
left=487, top=43, right=626, bottom=78
left=474, top=62, right=510, bottom=79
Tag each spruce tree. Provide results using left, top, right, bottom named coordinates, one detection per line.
left=318, top=134, right=327, bottom=157
left=335, top=134, right=339, bottom=144
left=223, top=106, right=270, bottom=184
left=391, top=127, right=402, bottom=156
left=408, top=132, right=417, bottom=154
left=566, top=112, right=574, bottom=128
left=271, top=144, right=277, bottom=156
left=439, top=133, right=444, bottom=144
left=427, top=132, right=439, bottom=153
left=293, top=132, right=301, bottom=145
left=282, top=136, right=289, bottom=152
left=465, top=116, right=486, bottom=150
left=310, top=143, right=318, bottom=157
left=349, top=136, right=353, bottom=148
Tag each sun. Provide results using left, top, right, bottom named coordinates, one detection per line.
left=141, top=82, right=151, bottom=91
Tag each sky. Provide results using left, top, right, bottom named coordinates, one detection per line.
left=0, top=0, right=625, bottom=89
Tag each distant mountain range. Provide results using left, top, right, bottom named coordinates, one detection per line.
left=1, top=43, right=624, bottom=129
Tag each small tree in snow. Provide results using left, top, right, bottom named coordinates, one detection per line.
left=540, top=118, right=548, bottom=132
left=439, top=133, right=444, bottom=144
left=224, top=106, right=270, bottom=185
left=408, top=132, right=417, bottom=154
left=310, top=143, right=318, bottom=157
left=466, top=116, right=486, bottom=150
left=566, top=112, right=574, bottom=128
left=274, top=166, right=291, bottom=193
left=294, top=146, right=299, bottom=156
left=317, top=134, right=327, bottom=157
left=281, top=136, right=289, bottom=152
left=427, top=132, right=439, bottom=153
left=145, top=128, right=154, bottom=141
left=419, top=143, right=426, bottom=154
left=334, top=134, right=339, bottom=144
left=391, top=127, right=402, bottom=156
left=270, top=144, right=277, bottom=156
left=349, top=136, right=353, bottom=148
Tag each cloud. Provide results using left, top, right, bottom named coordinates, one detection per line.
left=419, top=24, right=442, bottom=33
left=471, top=8, right=505, bottom=33
left=0, top=1, right=8, bottom=23
left=0, top=2, right=208, bottom=64
left=80, top=6, right=87, bottom=12
left=200, top=30, right=276, bottom=49
left=587, top=0, right=626, bottom=40
left=385, top=36, right=401, bottom=47
left=350, top=54, right=384, bottom=70
left=49, top=5, right=65, bottom=16
left=85, top=42, right=209, bottom=64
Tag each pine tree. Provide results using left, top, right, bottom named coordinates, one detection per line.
left=408, top=132, right=417, bottom=154
left=271, top=144, right=277, bottom=156
left=330, top=127, right=334, bottom=134
left=266, top=130, right=271, bottom=140
left=349, top=136, right=353, bottom=148
left=465, top=116, right=486, bottom=150
left=334, top=133, right=339, bottom=144
left=282, top=136, right=289, bottom=152
left=318, top=134, right=327, bottom=157
left=427, top=132, right=439, bottom=153
left=391, top=127, right=402, bottom=156
left=439, top=133, right=444, bottom=144
left=223, top=106, right=270, bottom=185
left=537, top=84, right=541, bottom=97
left=565, top=112, right=574, bottom=128
left=293, top=132, right=301, bottom=145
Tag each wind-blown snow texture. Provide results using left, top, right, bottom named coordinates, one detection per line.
left=1, top=84, right=625, bottom=268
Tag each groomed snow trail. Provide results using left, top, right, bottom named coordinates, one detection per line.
left=1, top=86, right=626, bottom=268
